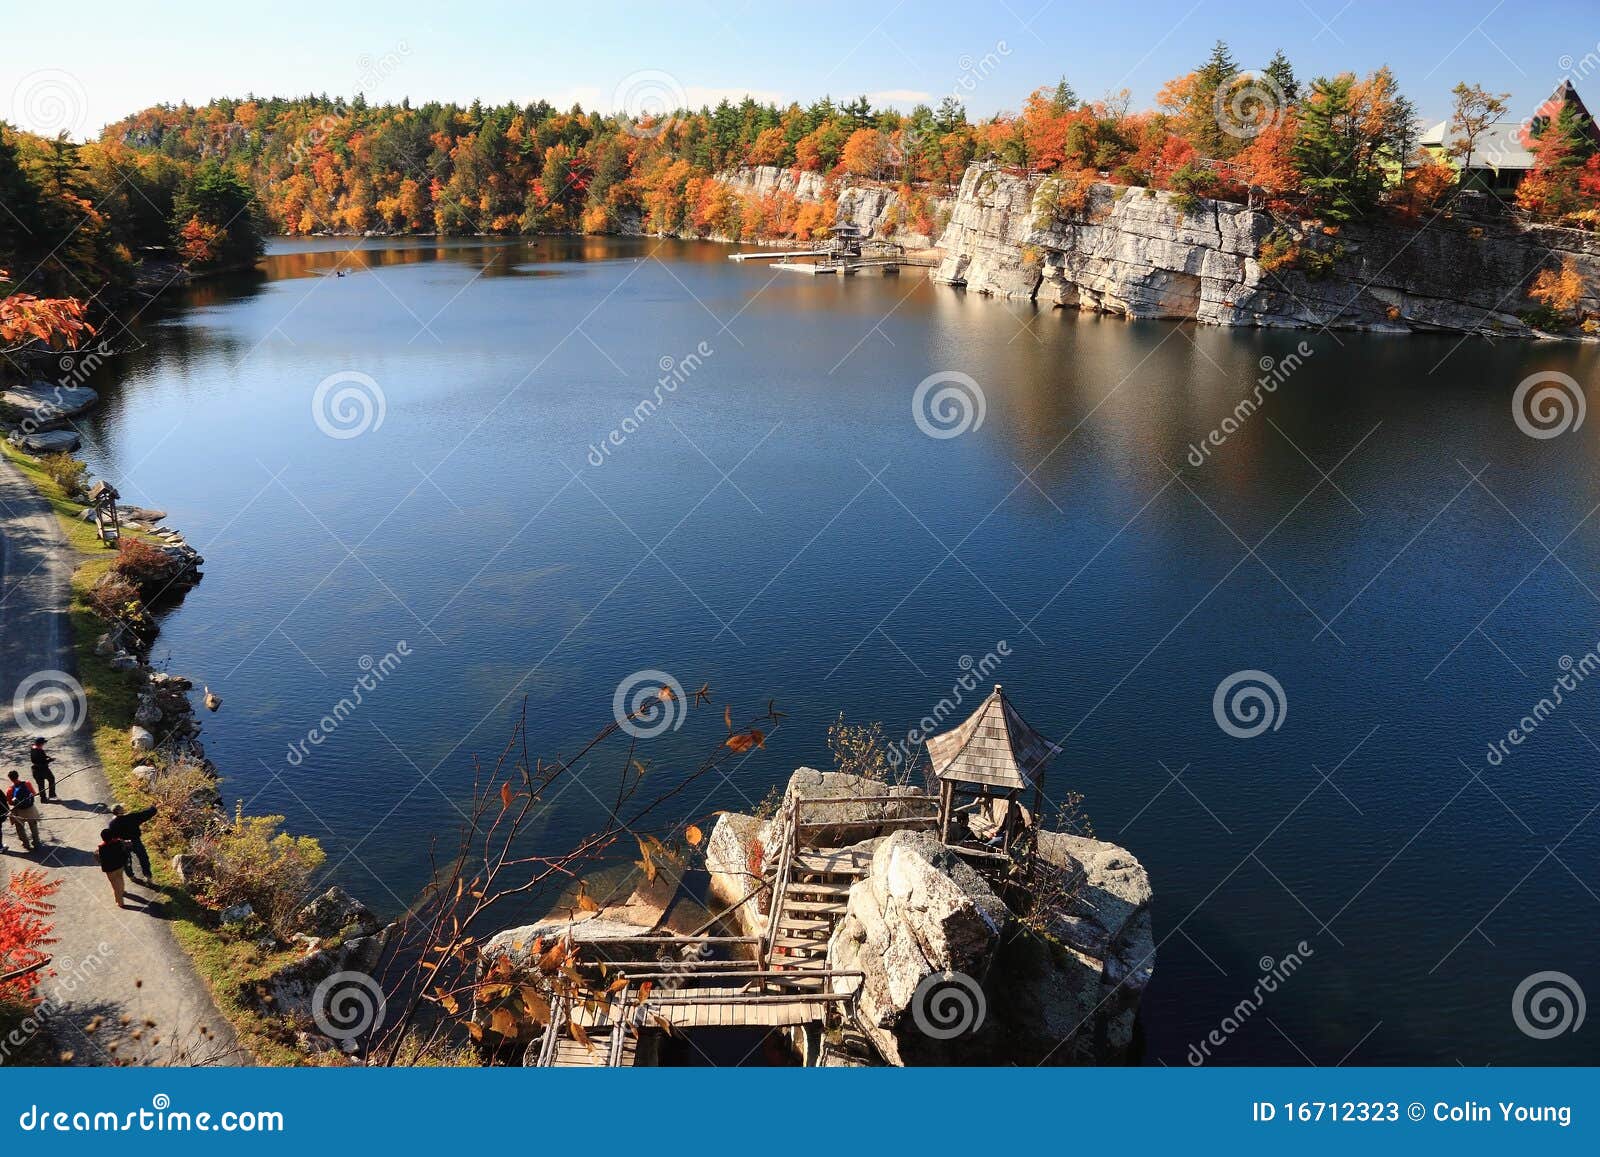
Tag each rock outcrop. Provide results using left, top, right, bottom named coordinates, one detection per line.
left=830, top=830, right=1007, bottom=1065
left=701, top=767, right=1156, bottom=1065
left=0, top=381, right=99, bottom=421
left=935, top=163, right=1600, bottom=337
left=710, top=166, right=953, bottom=250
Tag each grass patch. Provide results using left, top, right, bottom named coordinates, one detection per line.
left=4, top=441, right=306, bottom=1065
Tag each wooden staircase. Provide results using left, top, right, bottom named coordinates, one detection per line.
left=530, top=991, right=638, bottom=1067
left=764, top=844, right=870, bottom=979
left=758, top=793, right=939, bottom=987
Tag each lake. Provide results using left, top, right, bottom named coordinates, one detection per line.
left=70, top=235, right=1600, bottom=1065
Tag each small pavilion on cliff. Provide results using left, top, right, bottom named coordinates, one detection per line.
left=924, top=684, right=1060, bottom=867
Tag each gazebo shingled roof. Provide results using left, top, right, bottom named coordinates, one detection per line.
left=924, top=685, right=1060, bottom=792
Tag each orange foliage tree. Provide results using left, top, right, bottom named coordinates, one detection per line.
left=0, top=269, right=93, bottom=353
left=0, top=869, right=59, bottom=1004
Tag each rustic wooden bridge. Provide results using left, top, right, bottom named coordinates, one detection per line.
left=533, top=791, right=939, bottom=1066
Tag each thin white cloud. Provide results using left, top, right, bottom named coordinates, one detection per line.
left=866, top=89, right=933, bottom=107
left=558, top=83, right=787, bottom=113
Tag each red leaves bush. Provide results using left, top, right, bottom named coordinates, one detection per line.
left=0, top=870, right=59, bottom=1003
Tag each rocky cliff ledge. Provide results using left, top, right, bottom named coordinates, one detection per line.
left=934, top=163, right=1600, bottom=337
left=713, top=166, right=953, bottom=250
left=706, top=767, right=1154, bottom=1065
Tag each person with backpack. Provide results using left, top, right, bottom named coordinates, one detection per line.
left=108, top=803, right=157, bottom=881
left=28, top=738, right=57, bottom=801
left=96, top=828, right=131, bottom=908
left=6, top=771, right=42, bottom=850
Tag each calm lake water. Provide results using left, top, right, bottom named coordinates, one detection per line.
left=71, top=236, right=1600, bottom=1065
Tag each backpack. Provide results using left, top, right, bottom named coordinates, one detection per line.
left=10, top=782, right=35, bottom=808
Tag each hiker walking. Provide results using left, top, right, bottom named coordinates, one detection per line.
left=108, top=804, right=157, bottom=881
left=96, top=828, right=131, bottom=908
left=6, top=771, right=42, bottom=850
left=28, top=738, right=57, bottom=801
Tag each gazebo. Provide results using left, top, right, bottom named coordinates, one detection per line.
left=924, top=685, right=1060, bottom=865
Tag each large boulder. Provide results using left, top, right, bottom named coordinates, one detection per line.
left=10, top=428, right=81, bottom=454
left=829, top=829, right=1008, bottom=1065
left=238, top=927, right=392, bottom=1036
left=991, top=830, right=1156, bottom=1064
left=1, top=382, right=98, bottom=420
left=778, top=766, right=928, bottom=849
left=296, top=885, right=380, bottom=938
left=703, top=811, right=768, bottom=937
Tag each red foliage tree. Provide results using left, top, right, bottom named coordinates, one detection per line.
left=0, top=870, right=59, bottom=1004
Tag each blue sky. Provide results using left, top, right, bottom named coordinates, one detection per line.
left=5, top=0, right=1598, bottom=139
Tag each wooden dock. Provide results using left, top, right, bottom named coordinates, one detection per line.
left=533, top=790, right=939, bottom=1066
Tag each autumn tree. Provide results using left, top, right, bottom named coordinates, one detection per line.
left=1516, top=98, right=1599, bottom=219
left=172, top=161, right=264, bottom=271
left=840, top=127, right=887, bottom=179
left=1448, top=83, right=1510, bottom=187
left=1528, top=256, right=1589, bottom=320
left=0, top=870, right=59, bottom=1006
left=1292, top=69, right=1416, bottom=220
left=0, top=269, right=93, bottom=353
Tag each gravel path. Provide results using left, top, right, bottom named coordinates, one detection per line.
left=1, top=453, right=245, bottom=1066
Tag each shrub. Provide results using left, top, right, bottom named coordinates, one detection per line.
left=827, top=713, right=905, bottom=784
left=113, top=537, right=182, bottom=595
left=196, top=807, right=326, bottom=935
left=86, top=571, right=148, bottom=634
left=1298, top=243, right=1342, bottom=280
left=1257, top=230, right=1301, bottom=275
left=1257, top=230, right=1339, bottom=278
left=1529, top=256, right=1588, bottom=322
left=1168, top=161, right=1219, bottom=204
left=141, top=758, right=224, bottom=850
left=1520, top=304, right=1568, bottom=333
left=39, top=452, right=88, bottom=500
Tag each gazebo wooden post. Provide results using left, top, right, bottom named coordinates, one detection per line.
left=937, top=779, right=954, bottom=844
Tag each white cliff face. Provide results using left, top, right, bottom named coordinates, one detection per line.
left=934, top=163, right=1600, bottom=337
left=714, top=164, right=829, bottom=203
left=713, top=166, right=953, bottom=249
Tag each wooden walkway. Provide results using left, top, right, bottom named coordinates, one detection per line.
left=534, top=791, right=939, bottom=1066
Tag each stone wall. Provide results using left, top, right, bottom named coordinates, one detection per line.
left=934, top=163, right=1600, bottom=337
